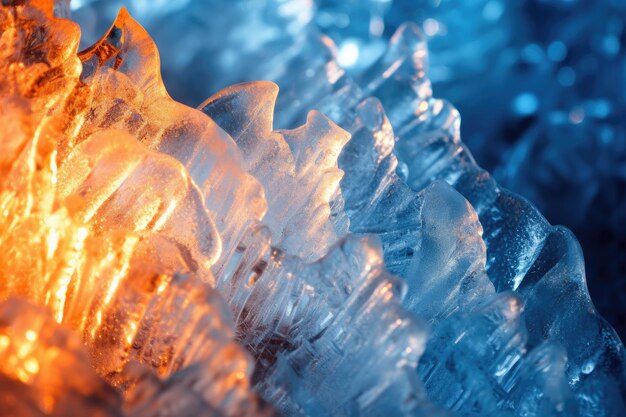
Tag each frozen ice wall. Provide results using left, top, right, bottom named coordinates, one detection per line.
left=0, top=1, right=623, bottom=417
left=73, top=0, right=626, bottom=340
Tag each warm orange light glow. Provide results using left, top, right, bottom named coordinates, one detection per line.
left=0, top=1, right=266, bottom=416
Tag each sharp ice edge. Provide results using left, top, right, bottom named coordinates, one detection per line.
left=70, top=1, right=626, bottom=415
left=202, top=19, right=626, bottom=417
left=73, top=1, right=626, bottom=341
left=77, top=7, right=268, bottom=265
left=0, top=4, right=267, bottom=416
left=200, top=82, right=351, bottom=261
left=1, top=1, right=624, bottom=417
left=77, top=14, right=435, bottom=416
left=0, top=3, right=429, bottom=416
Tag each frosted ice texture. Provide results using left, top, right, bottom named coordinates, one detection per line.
left=0, top=1, right=623, bottom=417
left=309, top=0, right=626, bottom=339
left=72, top=0, right=626, bottom=340
left=0, top=3, right=266, bottom=416
left=202, top=17, right=626, bottom=417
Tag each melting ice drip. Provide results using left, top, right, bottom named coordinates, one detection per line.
left=0, top=1, right=624, bottom=417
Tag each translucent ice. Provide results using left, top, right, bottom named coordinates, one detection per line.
left=0, top=1, right=624, bottom=417
left=202, top=82, right=350, bottom=261
left=201, top=13, right=625, bottom=416
left=0, top=298, right=123, bottom=417
left=0, top=2, right=265, bottom=416
left=78, top=8, right=267, bottom=260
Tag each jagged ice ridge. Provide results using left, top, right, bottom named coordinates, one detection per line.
left=0, top=1, right=623, bottom=417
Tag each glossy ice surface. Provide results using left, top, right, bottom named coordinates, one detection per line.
left=0, top=1, right=624, bottom=416
left=73, top=0, right=626, bottom=339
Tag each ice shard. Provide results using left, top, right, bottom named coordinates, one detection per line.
left=202, top=82, right=350, bottom=260
left=202, top=13, right=625, bottom=417
left=0, top=2, right=267, bottom=416
left=77, top=8, right=267, bottom=261
left=0, top=0, right=624, bottom=416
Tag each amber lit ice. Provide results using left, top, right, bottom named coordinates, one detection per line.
left=0, top=1, right=623, bottom=417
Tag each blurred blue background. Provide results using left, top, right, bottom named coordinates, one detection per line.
left=316, top=0, right=626, bottom=341
left=73, top=0, right=626, bottom=340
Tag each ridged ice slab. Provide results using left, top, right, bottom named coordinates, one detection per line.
left=0, top=1, right=624, bottom=417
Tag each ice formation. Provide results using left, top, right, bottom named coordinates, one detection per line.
left=0, top=1, right=624, bottom=417
left=72, top=0, right=626, bottom=339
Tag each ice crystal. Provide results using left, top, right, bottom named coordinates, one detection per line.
left=0, top=1, right=624, bottom=417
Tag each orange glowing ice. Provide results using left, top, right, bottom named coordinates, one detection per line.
left=0, top=1, right=410, bottom=416
left=0, top=2, right=267, bottom=415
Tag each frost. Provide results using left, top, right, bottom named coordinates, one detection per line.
left=0, top=1, right=623, bottom=417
